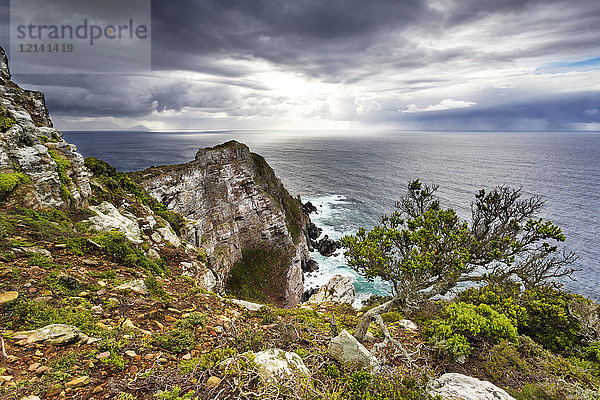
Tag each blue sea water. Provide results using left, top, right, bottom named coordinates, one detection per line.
left=64, top=130, right=600, bottom=305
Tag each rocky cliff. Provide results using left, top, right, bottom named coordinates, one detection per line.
left=131, top=141, right=311, bottom=307
left=0, top=44, right=312, bottom=306
left=0, top=46, right=91, bottom=209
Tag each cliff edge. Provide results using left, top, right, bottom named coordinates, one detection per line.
left=131, top=141, right=311, bottom=307
left=0, top=46, right=91, bottom=209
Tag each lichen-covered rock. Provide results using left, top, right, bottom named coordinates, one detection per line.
left=0, top=291, right=18, bottom=304
left=428, top=373, right=515, bottom=400
left=0, top=45, right=91, bottom=209
left=253, top=348, right=310, bottom=382
left=116, top=279, right=148, bottom=295
left=131, top=141, right=311, bottom=307
left=87, top=202, right=142, bottom=243
left=230, top=298, right=264, bottom=311
left=328, top=329, right=379, bottom=371
left=309, top=275, right=355, bottom=305
left=398, top=319, right=419, bottom=331
left=15, top=324, right=89, bottom=345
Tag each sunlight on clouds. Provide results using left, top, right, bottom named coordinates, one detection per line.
left=400, top=99, right=476, bottom=113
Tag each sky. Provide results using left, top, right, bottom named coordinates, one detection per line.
left=1, top=0, right=599, bottom=132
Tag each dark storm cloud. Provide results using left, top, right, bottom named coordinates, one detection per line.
left=1, top=0, right=599, bottom=129
left=150, top=0, right=428, bottom=76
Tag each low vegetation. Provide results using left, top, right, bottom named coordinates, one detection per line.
left=1, top=167, right=599, bottom=399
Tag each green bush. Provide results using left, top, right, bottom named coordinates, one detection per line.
left=0, top=107, right=15, bottom=133
left=47, top=148, right=72, bottom=202
left=425, top=302, right=518, bottom=360
left=0, top=172, right=29, bottom=200
left=459, top=283, right=594, bottom=356
left=94, top=231, right=165, bottom=275
left=27, top=253, right=58, bottom=269
left=145, top=275, right=171, bottom=302
left=519, top=286, right=582, bottom=353
left=5, top=297, right=98, bottom=334
left=155, top=327, right=194, bottom=353
left=458, top=282, right=527, bottom=325
left=154, top=385, right=196, bottom=400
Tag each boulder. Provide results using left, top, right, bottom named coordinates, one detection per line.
left=398, top=319, right=418, bottom=331
left=306, top=223, right=322, bottom=240
left=87, top=202, right=142, bottom=243
left=428, top=373, right=515, bottom=400
left=116, top=279, right=149, bottom=295
left=302, top=201, right=318, bottom=215
left=0, top=291, right=18, bottom=304
left=156, top=226, right=181, bottom=247
left=301, top=258, right=319, bottom=273
left=24, top=247, right=51, bottom=257
left=308, top=275, right=355, bottom=305
left=206, top=376, right=221, bottom=389
left=328, top=330, right=379, bottom=371
left=230, top=299, right=264, bottom=312
left=253, top=349, right=310, bottom=382
left=316, top=235, right=338, bottom=257
left=301, top=287, right=319, bottom=303
left=15, top=324, right=88, bottom=345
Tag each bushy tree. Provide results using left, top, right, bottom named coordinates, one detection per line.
left=340, top=180, right=577, bottom=350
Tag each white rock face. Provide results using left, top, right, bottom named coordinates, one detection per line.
left=328, top=330, right=379, bottom=371
left=309, top=275, right=355, bottom=305
left=88, top=202, right=142, bottom=243
left=1, top=46, right=92, bottom=209
left=428, top=373, right=516, bottom=400
left=253, top=349, right=310, bottom=382
left=133, top=141, right=311, bottom=307
left=157, top=225, right=181, bottom=247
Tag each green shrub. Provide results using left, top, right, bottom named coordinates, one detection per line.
left=155, top=327, right=194, bottom=353
left=186, top=312, right=207, bottom=329
left=47, top=148, right=72, bottom=202
left=257, top=306, right=278, bottom=325
left=154, top=385, right=196, bottom=400
left=5, top=297, right=98, bottom=335
left=234, top=329, right=265, bottom=352
left=100, top=353, right=126, bottom=371
left=519, top=286, right=582, bottom=353
left=197, top=347, right=237, bottom=370
left=458, top=282, right=527, bottom=325
left=0, top=172, right=29, bottom=199
left=425, top=302, right=518, bottom=360
left=0, top=107, right=15, bottom=133
left=94, top=231, right=165, bottom=275
left=62, top=237, right=90, bottom=256
left=145, top=275, right=171, bottom=302
left=459, top=283, right=594, bottom=356
left=27, top=253, right=58, bottom=269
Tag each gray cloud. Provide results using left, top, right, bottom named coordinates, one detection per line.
left=1, top=0, right=599, bottom=130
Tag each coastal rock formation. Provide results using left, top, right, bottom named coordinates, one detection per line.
left=131, top=141, right=313, bottom=307
left=0, top=45, right=91, bottom=209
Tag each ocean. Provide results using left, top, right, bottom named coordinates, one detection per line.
left=63, top=130, right=600, bottom=305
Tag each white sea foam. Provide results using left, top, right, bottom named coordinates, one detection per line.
left=304, top=194, right=391, bottom=308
